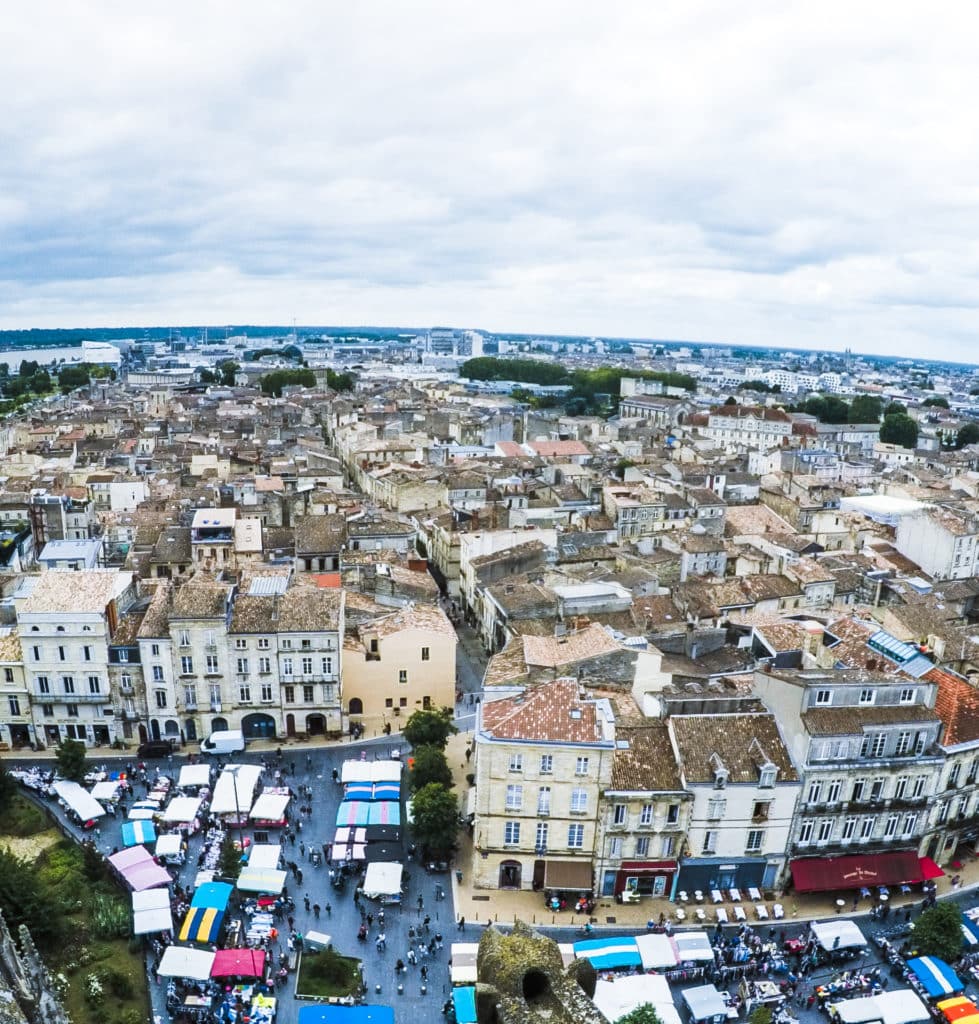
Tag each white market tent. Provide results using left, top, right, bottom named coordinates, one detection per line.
left=674, top=931, right=717, bottom=963
left=178, top=764, right=211, bottom=789
left=248, top=845, right=283, bottom=870
left=637, top=933, right=679, bottom=970
left=193, top=870, right=215, bottom=889
left=211, top=765, right=263, bottom=815
left=53, top=780, right=107, bottom=821
left=249, top=793, right=290, bottom=821
left=163, top=796, right=202, bottom=824
left=237, top=868, right=288, bottom=894
left=128, top=806, right=156, bottom=821
left=595, top=975, right=683, bottom=1024
left=157, top=946, right=215, bottom=981
left=363, top=861, right=403, bottom=898
left=450, top=944, right=479, bottom=984
left=91, top=781, right=121, bottom=801
left=340, top=759, right=402, bottom=784
left=370, top=761, right=402, bottom=783
left=155, top=834, right=184, bottom=859
left=132, top=888, right=173, bottom=936
left=830, top=991, right=929, bottom=1024
left=811, top=920, right=868, bottom=951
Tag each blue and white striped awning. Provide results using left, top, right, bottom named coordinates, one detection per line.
left=907, top=957, right=964, bottom=997
left=573, top=937, right=641, bottom=970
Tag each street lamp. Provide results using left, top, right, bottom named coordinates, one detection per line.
left=225, top=764, right=246, bottom=861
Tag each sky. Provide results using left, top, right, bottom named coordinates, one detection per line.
left=4, top=2, right=979, bottom=359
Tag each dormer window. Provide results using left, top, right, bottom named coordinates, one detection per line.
left=759, top=765, right=777, bottom=788
left=710, top=752, right=728, bottom=789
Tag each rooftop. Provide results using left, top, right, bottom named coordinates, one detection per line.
left=20, top=569, right=132, bottom=615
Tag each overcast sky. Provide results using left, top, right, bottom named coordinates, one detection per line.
left=3, top=2, right=979, bottom=359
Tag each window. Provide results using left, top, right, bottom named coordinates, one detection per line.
left=399, top=670, right=408, bottom=685
left=183, top=686, right=196, bottom=706
left=151, top=644, right=160, bottom=656
left=539, top=754, right=553, bottom=775
left=31, top=646, right=41, bottom=662
left=62, top=676, right=75, bottom=694
left=570, top=788, right=588, bottom=814
left=609, top=837, right=623, bottom=858
left=613, top=804, right=626, bottom=826
left=283, top=657, right=293, bottom=676
left=66, top=705, right=78, bottom=718
left=178, top=630, right=190, bottom=648
left=303, top=685, right=315, bottom=702
left=841, top=817, right=857, bottom=840
left=504, top=821, right=520, bottom=846
left=282, top=639, right=293, bottom=650
left=896, top=731, right=912, bottom=755
left=948, top=763, right=962, bottom=789
left=666, top=803, right=680, bottom=824
left=798, top=820, right=814, bottom=844
left=884, top=815, right=899, bottom=839
left=87, top=676, right=100, bottom=694
left=152, top=665, right=165, bottom=682
left=753, top=801, right=770, bottom=821
left=568, top=824, right=585, bottom=849
left=505, top=785, right=523, bottom=811
left=707, top=797, right=726, bottom=820
left=37, top=676, right=49, bottom=694
left=815, top=689, right=832, bottom=706
left=259, top=657, right=271, bottom=674
left=575, top=757, right=589, bottom=776
left=826, top=780, right=842, bottom=804
left=3, top=668, right=12, bottom=683
left=509, top=753, right=523, bottom=773
left=239, top=684, right=251, bottom=703
left=302, top=657, right=313, bottom=675
left=859, top=817, right=875, bottom=839
left=702, top=829, right=717, bottom=854
left=237, top=658, right=249, bottom=674
left=635, top=836, right=650, bottom=857
left=8, top=696, right=20, bottom=715
left=746, top=829, right=765, bottom=853
left=82, top=645, right=92, bottom=662
left=322, top=657, right=334, bottom=675
left=863, top=733, right=886, bottom=758
left=42, top=703, right=53, bottom=717
left=535, top=822, right=548, bottom=850
left=234, top=638, right=248, bottom=650
left=640, top=804, right=654, bottom=827
left=900, top=687, right=915, bottom=704
left=662, top=835, right=676, bottom=857
left=258, top=638, right=270, bottom=650
left=894, top=776, right=908, bottom=801
left=155, top=690, right=167, bottom=709
left=902, top=813, right=918, bottom=836
left=121, top=673, right=132, bottom=689
left=284, top=686, right=295, bottom=704
left=816, top=819, right=833, bottom=842
left=399, top=697, right=407, bottom=707
left=758, top=766, right=776, bottom=788
left=859, top=688, right=874, bottom=705
left=421, top=647, right=430, bottom=661
left=385, top=698, right=393, bottom=708
left=852, top=779, right=866, bottom=802
left=537, top=787, right=551, bottom=815
left=870, top=779, right=884, bottom=802
left=912, top=776, right=926, bottom=798
left=205, top=655, right=219, bottom=674
left=180, top=656, right=193, bottom=675
left=807, top=781, right=822, bottom=804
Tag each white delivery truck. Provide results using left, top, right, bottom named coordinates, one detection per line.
left=200, top=729, right=246, bottom=756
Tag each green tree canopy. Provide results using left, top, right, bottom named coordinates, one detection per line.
left=217, top=833, right=242, bottom=880
left=0, top=849, right=65, bottom=947
left=259, top=368, right=316, bottom=396
left=58, top=364, right=91, bottom=392
left=217, top=359, right=240, bottom=386
left=880, top=413, right=919, bottom=449
left=325, top=369, right=355, bottom=392
left=884, top=401, right=907, bottom=417
left=956, top=422, right=979, bottom=448
left=403, top=707, right=458, bottom=750
left=800, top=394, right=850, bottom=423
left=55, top=738, right=88, bottom=782
left=616, top=1003, right=665, bottom=1024
left=459, top=357, right=569, bottom=386
left=409, top=782, right=459, bottom=857
left=848, top=395, right=884, bottom=423
left=923, top=396, right=950, bottom=408
left=408, top=744, right=454, bottom=793
left=911, top=900, right=963, bottom=962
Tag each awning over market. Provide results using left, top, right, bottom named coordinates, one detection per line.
left=211, top=765, right=262, bottom=816
left=573, top=937, right=642, bottom=970
left=343, top=783, right=373, bottom=802
left=211, top=948, right=266, bottom=978
left=367, top=802, right=400, bottom=826
left=163, top=796, right=202, bottom=823
left=132, top=888, right=173, bottom=935
left=298, top=1006, right=395, bottom=1024
left=340, top=760, right=402, bottom=784
left=831, top=991, right=929, bottom=1024
left=791, top=851, right=930, bottom=892
left=91, top=781, right=122, bottom=801
left=907, top=957, right=965, bottom=998
left=636, top=933, right=679, bottom=970
left=155, top=834, right=184, bottom=859
left=683, top=985, right=730, bottom=1023
left=178, top=764, right=212, bottom=789
left=336, top=801, right=370, bottom=827
left=237, top=868, right=288, bottom=894
left=362, top=861, right=402, bottom=898
left=247, top=844, right=282, bottom=870
left=249, top=793, right=291, bottom=822
left=811, top=920, right=867, bottom=951
left=53, top=780, right=107, bottom=821
left=449, top=943, right=479, bottom=984
left=938, top=998, right=979, bottom=1024
left=179, top=905, right=227, bottom=944
left=157, top=946, right=215, bottom=981
left=544, top=860, right=593, bottom=891
left=453, top=987, right=477, bottom=1024
left=109, top=846, right=172, bottom=891
left=962, top=916, right=979, bottom=947
left=673, top=931, right=717, bottom=963
left=121, top=819, right=157, bottom=847
left=595, top=975, right=683, bottom=1024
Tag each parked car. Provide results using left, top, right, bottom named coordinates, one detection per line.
left=137, top=739, right=175, bottom=759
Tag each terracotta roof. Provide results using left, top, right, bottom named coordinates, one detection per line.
left=480, top=678, right=607, bottom=744
left=526, top=440, right=591, bottom=458
left=801, top=704, right=940, bottom=736
left=612, top=722, right=684, bottom=791
left=670, top=712, right=798, bottom=782
left=929, top=667, right=979, bottom=746
left=522, top=623, right=621, bottom=668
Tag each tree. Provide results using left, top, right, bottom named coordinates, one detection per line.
left=259, top=368, right=316, bottom=397
left=884, top=401, right=907, bottom=417
left=923, top=396, right=949, bottom=409
left=616, top=1003, right=664, bottom=1024
left=58, top=364, right=91, bottom=393
left=848, top=395, right=883, bottom=423
left=911, top=900, right=964, bottom=962
left=880, top=413, right=919, bottom=449
left=217, top=359, right=240, bottom=386
left=409, top=744, right=454, bottom=793
left=409, top=782, right=459, bottom=857
left=748, top=1008, right=773, bottom=1024
left=723, top=396, right=738, bottom=406
left=403, top=708, right=458, bottom=751
left=957, top=422, right=979, bottom=448
left=199, top=368, right=218, bottom=384
left=55, top=738, right=88, bottom=782
left=0, top=849, right=64, bottom=946
left=217, top=833, right=242, bottom=880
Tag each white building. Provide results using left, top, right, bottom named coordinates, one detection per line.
left=895, top=507, right=979, bottom=580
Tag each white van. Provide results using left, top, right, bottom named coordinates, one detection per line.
left=200, top=729, right=246, bottom=756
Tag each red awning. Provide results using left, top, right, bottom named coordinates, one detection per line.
left=210, top=949, right=266, bottom=978
left=919, top=856, right=945, bottom=880
left=791, top=851, right=923, bottom=892
left=619, top=860, right=678, bottom=873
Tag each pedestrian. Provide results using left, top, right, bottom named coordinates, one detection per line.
left=395, top=959, right=405, bottom=974
left=435, top=932, right=443, bottom=950
left=465, top=746, right=472, bottom=763
left=417, top=895, right=424, bottom=911
left=408, top=926, right=416, bottom=941
left=313, top=904, right=320, bottom=919
left=376, top=933, right=386, bottom=952
left=290, top=761, right=296, bottom=776
left=418, top=941, right=426, bottom=960
left=378, top=910, right=385, bottom=926
left=304, top=894, right=311, bottom=912
left=296, top=868, right=303, bottom=885
left=367, top=913, right=374, bottom=928
left=458, top=916, right=465, bottom=932
left=300, top=842, right=305, bottom=857
left=287, top=915, right=295, bottom=931
left=420, top=965, right=428, bottom=981
left=423, top=915, right=431, bottom=933
left=407, top=948, right=416, bottom=966
left=326, top=902, right=332, bottom=916
left=306, top=753, right=312, bottom=768
left=428, top=938, right=436, bottom=956
left=289, top=832, right=296, bottom=846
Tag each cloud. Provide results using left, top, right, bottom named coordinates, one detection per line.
left=2, top=1, right=979, bottom=358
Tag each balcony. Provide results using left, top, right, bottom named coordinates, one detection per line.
left=210, top=703, right=222, bottom=713
left=183, top=702, right=198, bottom=712
left=37, top=691, right=105, bottom=703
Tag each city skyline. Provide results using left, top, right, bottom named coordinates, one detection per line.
left=4, top=4, right=979, bottom=359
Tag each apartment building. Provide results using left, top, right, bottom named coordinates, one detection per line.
left=472, top=679, right=616, bottom=892
left=706, top=406, right=792, bottom=452
left=895, top=507, right=979, bottom=581
left=603, top=485, right=667, bottom=543
left=753, top=668, right=945, bottom=893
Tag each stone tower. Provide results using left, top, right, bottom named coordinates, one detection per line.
left=0, top=911, right=69, bottom=1024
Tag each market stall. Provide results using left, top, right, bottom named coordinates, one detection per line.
left=811, top=920, right=868, bottom=954
left=369, top=761, right=402, bottom=783
left=595, top=974, right=683, bottom=1024
left=297, top=1006, right=395, bottom=1024
left=155, top=833, right=186, bottom=865
left=211, top=765, right=263, bottom=819
left=53, top=780, right=107, bottom=823
left=828, top=992, right=928, bottom=1024
left=450, top=944, right=479, bottom=985
left=127, top=802, right=158, bottom=821
left=453, top=986, right=477, bottom=1024
left=237, top=867, right=288, bottom=894
left=362, top=843, right=399, bottom=862
left=179, top=881, right=234, bottom=944
left=248, top=844, right=283, bottom=870
left=121, top=819, right=157, bottom=848
left=907, top=958, right=965, bottom=999
left=573, top=936, right=642, bottom=971
left=157, top=946, right=216, bottom=981
left=367, top=802, right=400, bottom=826
left=211, top=949, right=266, bottom=979
left=938, top=997, right=979, bottom=1024
left=636, top=932, right=679, bottom=970
left=91, top=780, right=123, bottom=803
left=163, top=796, right=203, bottom=825
left=362, top=861, right=403, bottom=901
left=132, top=887, right=174, bottom=936
left=674, top=931, right=718, bottom=964
left=336, top=801, right=370, bottom=827
left=682, top=985, right=736, bottom=1024
left=343, top=783, right=373, bottom=802
left=372, top=783, right=400, bottom=801
left=178, top=764, right=212, bottom=790
left=108, top=846, right=172, bottom=891
left=250, top=790, right=291, bottom=828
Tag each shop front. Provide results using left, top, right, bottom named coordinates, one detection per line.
left=604, top=860, right=678, bottom=898
left=675, top=856, right=770, bottom=896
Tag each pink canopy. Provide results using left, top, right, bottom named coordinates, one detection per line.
left=211, top=948, right=266, bottom=978
left=108, top=846, right=172, bottom=891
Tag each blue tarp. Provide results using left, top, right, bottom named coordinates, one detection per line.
left=343, top=784, right=373, bottom=802
left=573, top=936, right=642, bottom=970
left=178, top=904, right=225, bottom=944
left=963, top=916, right=979, bottom=946
left=336, top=801, right=370, bottom=827
left=297, top=1006, right=395, bottom=1024
left=191, top=881, right=234, bottom=910
left=372, top=783, right=400, bottom=801
left=907, top=957, right=964, bottom=997
left=121, top=820, right=157, bottom=847
left=453, top=986, right=477, bottom=1024
left=367, top=801, right=401, bottom=826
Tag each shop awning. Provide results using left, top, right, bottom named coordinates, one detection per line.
left=158, top=946, right=215, bottom=981
left=178, top=905, right=226, bottom=944
left=791, top=851, right=923, bottom=892
left=297, top=1005, right=395, bottom=1024
left=963, top=916, right=979, bottom=947
left=544, top=860, right=593, bottom=891
left=937, top=997, right=979, bottom=1024
left=453, top=987, right=477, bottom=1024
left=211, top=948, right=266, bottom=978
left=907, top=957, right=964, bottom=998
left=121, top=819, right=157, bottom=847
left=573, top=937, right=642, bottom=970
left=620, top=860, right=678, bottom=873
left=132, top=888, right=173, bottom=936
left=920, top=857, right=945, bottom=880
